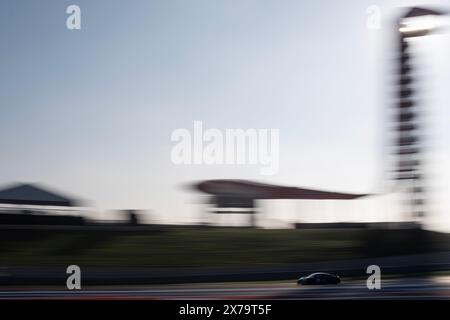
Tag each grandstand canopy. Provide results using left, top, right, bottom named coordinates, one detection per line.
left=0, top=183, right=78, bottom=207
left=193, top=179, right=367, bottom=200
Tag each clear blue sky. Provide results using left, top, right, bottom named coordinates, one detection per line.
left=1, top=0, right=449, bottom=229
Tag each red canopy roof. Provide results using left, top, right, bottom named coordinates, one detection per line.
left=193, top=180, right=367, bottom=200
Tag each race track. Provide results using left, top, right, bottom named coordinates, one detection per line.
left=1, top=276, right=450, bottom=300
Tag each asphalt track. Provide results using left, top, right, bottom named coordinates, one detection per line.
left=1, top=276, right=450, bottom=299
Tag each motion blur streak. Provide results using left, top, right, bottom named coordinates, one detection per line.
left=1, top=2, right=450, bottom=301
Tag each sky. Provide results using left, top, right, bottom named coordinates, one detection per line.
left=1, top=0, right=449, bottom=230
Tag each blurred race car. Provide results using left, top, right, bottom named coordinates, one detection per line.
left=297, top=272, right=341, bottom=285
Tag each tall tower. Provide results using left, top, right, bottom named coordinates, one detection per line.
left=392, top=7, right=446, bottom=221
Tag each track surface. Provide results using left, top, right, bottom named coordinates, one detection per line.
left=2, top=276, right=450, bottom=299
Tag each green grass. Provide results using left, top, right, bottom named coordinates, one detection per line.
left=1, top=227, right=449, bottom=267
